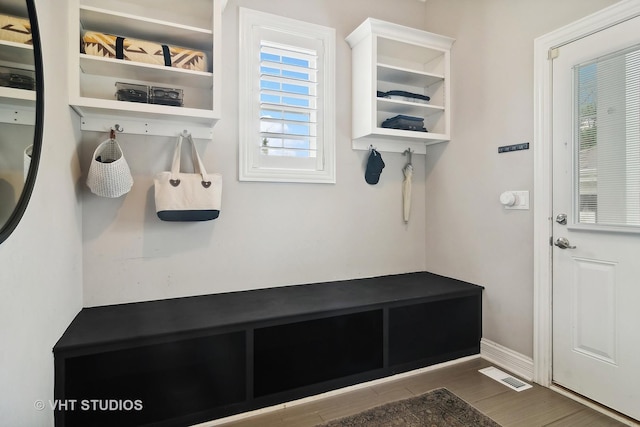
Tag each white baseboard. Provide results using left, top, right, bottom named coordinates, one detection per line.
left=480, top=338, right=534, bottom=382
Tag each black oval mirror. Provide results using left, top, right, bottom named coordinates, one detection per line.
left=0, top=0, right=43, bottom=244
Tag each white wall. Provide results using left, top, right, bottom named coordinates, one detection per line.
left=81, top=0, right=430, bottom=307
left=421, top=0, right=618, bottom=358
left=0, top=0, right=83, bottom=425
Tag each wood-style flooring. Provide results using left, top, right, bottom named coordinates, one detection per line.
left=213, top=357, right=634, bottom=427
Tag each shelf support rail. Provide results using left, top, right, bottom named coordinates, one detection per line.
left=80, top=116, right=213, bottom=139
left=0, top=104, right=36, bottom=126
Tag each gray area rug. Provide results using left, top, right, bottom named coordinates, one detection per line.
left=316, top=388, right=501, bottom=427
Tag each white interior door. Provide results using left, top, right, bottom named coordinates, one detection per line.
left=552, top=16, right=640, bottom=421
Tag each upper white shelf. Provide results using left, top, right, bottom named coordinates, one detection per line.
left=377, top=64, right=443, bottom=88
left=79, top=5, right=213, bottom=52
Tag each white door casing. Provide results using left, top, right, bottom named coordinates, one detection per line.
left=534, top=0, right=640, bottom=422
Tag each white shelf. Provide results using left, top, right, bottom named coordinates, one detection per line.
left=373, top=127, right=447, bottom=141
left=347, top=18, right=454, bottom=154
left=79, top=54, right=213, bottom=88
left=352, top=131, right=448, bottom=155
left=0, top=86, right=36, bottom=106
left=0, top=40, right=34, bottom=67
left=377, top=64, right=443, bottom=87
left=377, top=98, right=444, bottom=117
left=71, top=96, right=216, bottom=123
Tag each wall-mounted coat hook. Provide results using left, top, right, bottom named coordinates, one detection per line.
left=180, top=129, right=191, bottom=138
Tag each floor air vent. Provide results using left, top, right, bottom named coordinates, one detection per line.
left=479, top=366, right=532, bottom=392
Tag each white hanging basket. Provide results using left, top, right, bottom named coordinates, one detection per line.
left=86, top=138, right=133, bottom=198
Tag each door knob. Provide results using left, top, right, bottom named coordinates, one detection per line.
left=556, top=213, right=567, bottom=225
left=554, top=237, right=576, bottom=249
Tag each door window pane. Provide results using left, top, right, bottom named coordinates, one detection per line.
left=575, top=45, right=640, bottom=227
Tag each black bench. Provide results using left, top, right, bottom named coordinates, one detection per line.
left=53, top=271, right=483, bottom=427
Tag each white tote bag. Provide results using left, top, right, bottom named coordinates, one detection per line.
left=86, top=138, right=133, bottom=198
left=154, top=134, right=222, bottom=221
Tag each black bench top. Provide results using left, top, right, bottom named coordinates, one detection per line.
left=54, top=271, right=483, bottom=354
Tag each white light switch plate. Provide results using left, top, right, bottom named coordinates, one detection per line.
left=505, top=191, right=529, bottom=210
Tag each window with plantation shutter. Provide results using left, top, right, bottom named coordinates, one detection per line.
left=260, top=42, right=318, bottom=160
left=239, top=8, right=335, bottom=183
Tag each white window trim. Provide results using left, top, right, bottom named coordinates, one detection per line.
left=239, top=8, right=336, bottom=183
